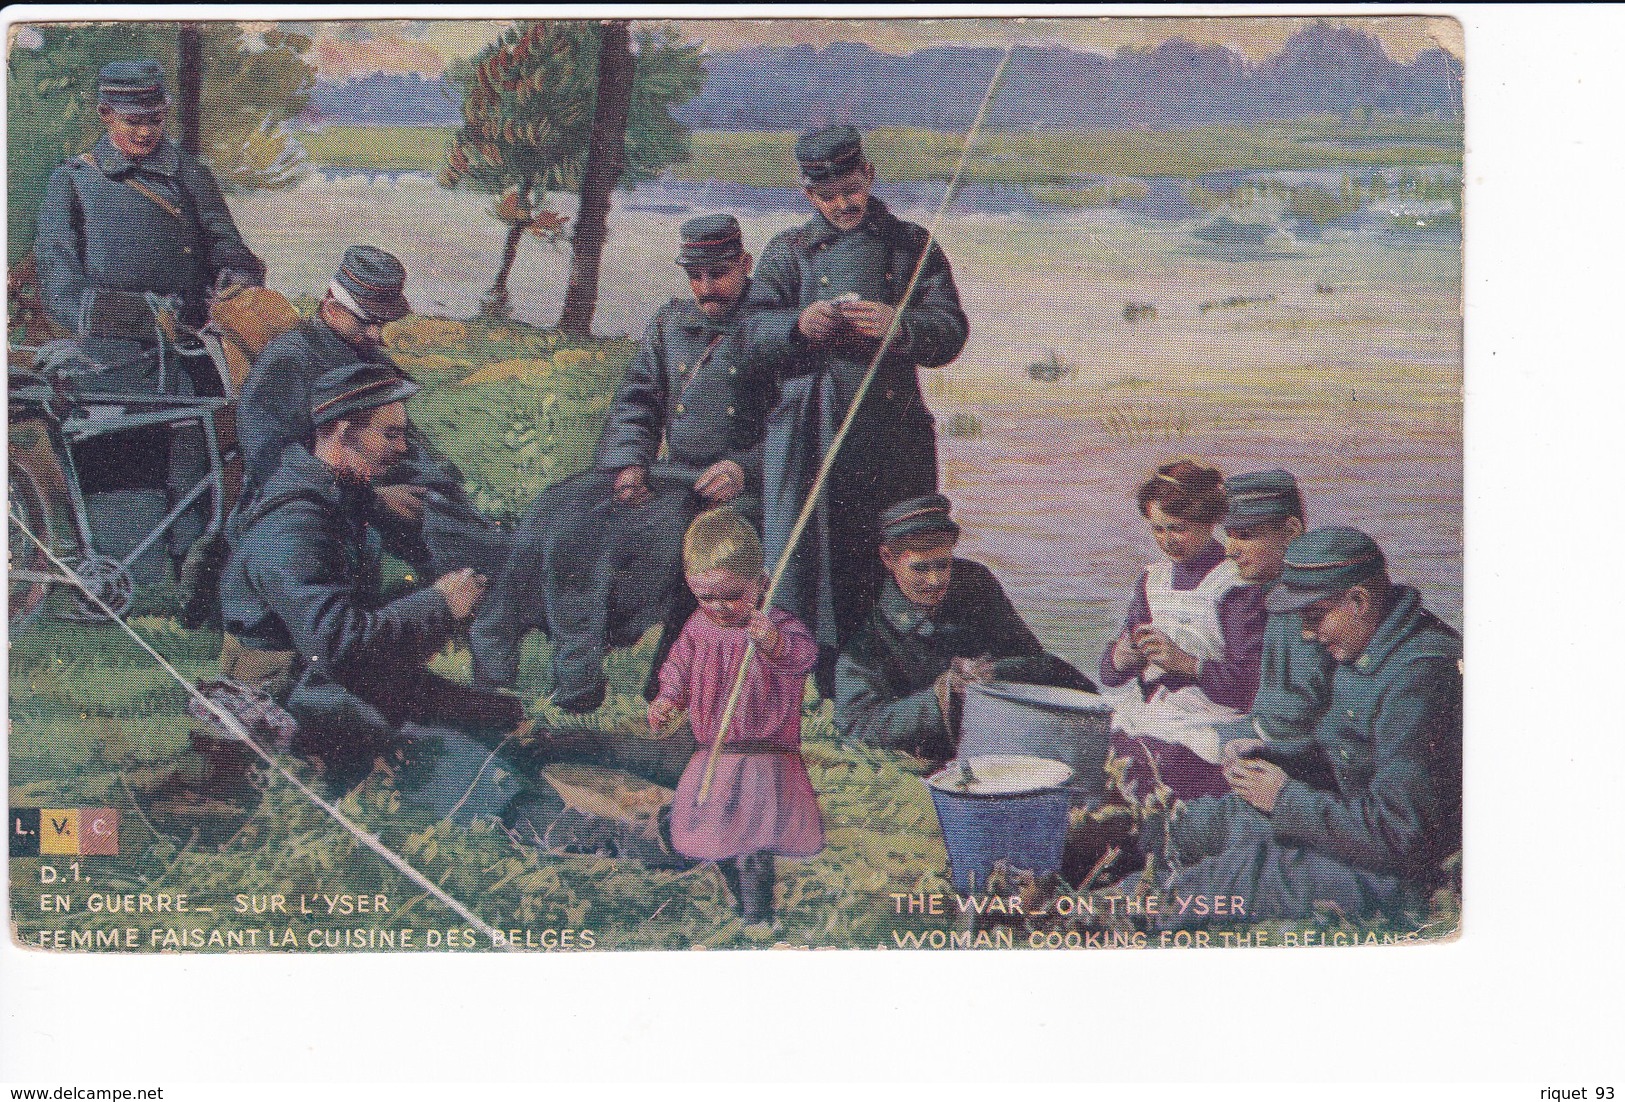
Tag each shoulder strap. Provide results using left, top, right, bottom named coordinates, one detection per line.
left=79, top=151, right=186, bottom=222
left=674, top=332, right=729, bottom=405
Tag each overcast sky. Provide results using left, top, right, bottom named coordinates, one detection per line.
left=269, top=16, right=1463, bottom=81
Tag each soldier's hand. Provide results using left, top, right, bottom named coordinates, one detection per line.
left=434, top=568, right=489, bottom=620
left=375, top=483, right=429, bottom=522
left=1225, top=758, right=1287, bottom=814
left=613, top=465, right=651, bottom=506
left=797, top=301, right=843, bottom=344
left=838, top=300, right=896, bottom=340
left=1221, top=737, right=1266, bottom=769
left=694, top=460, right=745, bottom=504
left=648, top=696, right=680, bottom=732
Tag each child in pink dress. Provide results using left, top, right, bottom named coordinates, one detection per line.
left=650, top=507, right=824, bottom=924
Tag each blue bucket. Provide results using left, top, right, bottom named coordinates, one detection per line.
left=926, top=755, right=1073, bottom=894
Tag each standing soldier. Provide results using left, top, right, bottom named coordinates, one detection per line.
left=35, top=59, right=265, bottom=335
left=237, top=246, right=509, bottom=580
left=746, top=126, right=969, bottom=692
left=597, top=214, right=781, bottom=696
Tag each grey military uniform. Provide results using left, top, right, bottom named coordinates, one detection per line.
left=745, top=198, right=969, bottom=649
left=1161, top=586, right=1462, bottom=927
left=835, top=560, right=1095, bottom=762
left=595, top=290, right=778, bottom=513
left=237, top=317, right=508, bottom=578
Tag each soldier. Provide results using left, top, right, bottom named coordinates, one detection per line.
left=35, top=59, right=264, bottom=335
left=591, top=214, right=783, bottom=698
left=746, top=126, right=970, bottom=691
left=1152, top=527, right=1462, bottom=927
left=33, top=60, right=266, bottom=581
left=598, top=214, right=777, bottom=518
left=236, top=246, right=508, bottom=579
left=218, top=364, right=525, bottom=801
left=1218, top=470, right=1336, bottom=755
left=835, top=495, right=1095, bottom=763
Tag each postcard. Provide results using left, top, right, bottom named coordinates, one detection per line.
left=7, top=13, right=1464, bottom=954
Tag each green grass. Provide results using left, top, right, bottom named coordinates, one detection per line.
left=676, top=117, right=1461, bottom=189
left=298, top=125, right=456, bottom=173
left=8, top=312, right=1459, bottom=952
left=295, top=117, right=1461, bottom=193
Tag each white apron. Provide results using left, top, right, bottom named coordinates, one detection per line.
left=1108, top=557, right=1246, bottom=763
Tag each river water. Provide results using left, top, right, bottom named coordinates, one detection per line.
left=231, top=169, right=1462, bottom=667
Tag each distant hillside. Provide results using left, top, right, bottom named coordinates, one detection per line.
left=306, top=23, right=1462, bottom=131
left=305, top=72, right=462, bottom=127
left=678, top=25, right=1462, bottom=130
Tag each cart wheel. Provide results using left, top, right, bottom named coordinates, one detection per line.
left=58, top=552, right=135, bottom=623
left=8, top=457, right=55, bottom=626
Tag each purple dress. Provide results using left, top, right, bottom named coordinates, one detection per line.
left=661, top=607, right=825, bottom=860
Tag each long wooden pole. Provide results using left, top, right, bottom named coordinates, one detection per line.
left=695, top=46, right=1015, bottom=807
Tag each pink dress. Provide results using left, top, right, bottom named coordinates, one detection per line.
left=661, top=607, right=825, bottom=861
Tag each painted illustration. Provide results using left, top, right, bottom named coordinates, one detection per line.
left=6, top=16, right=1463, bottom=952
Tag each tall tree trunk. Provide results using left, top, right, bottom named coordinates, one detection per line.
left=176, top=23, right=203, bottom=156
left=558, top=20, right=633, bottom=337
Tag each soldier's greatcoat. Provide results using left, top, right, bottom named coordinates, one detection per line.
left=237, top=317, right=507, bottom=577
left=595, top=291, right=778, bottom=511
left=746, top=198, right=969, bottom=648
left=834, top=559, right=1095, bottom=762
left=36, top=134, right=263, bottom=331
left=1162, top=586, right=1462, bottom=926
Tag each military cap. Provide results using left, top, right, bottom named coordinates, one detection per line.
left=331, top=246, right=412, bottom=323
left=310, top=364, right=420, bottom=429
left=1223, top=469, right=1304, bottom=529
left=880, top=494, right=960, bottom=545
left=1265, top=526, right=1388, bottom=614
left=676, top=214, right=744, bottom=267
left=98, top=60, right=169, bottom=113
left=796, top=125, right=867, bottom=185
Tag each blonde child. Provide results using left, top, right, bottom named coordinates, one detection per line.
left=651, top=507, right=824, bottom=924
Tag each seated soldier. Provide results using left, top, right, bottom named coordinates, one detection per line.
left=236, top=246, right=508, bottom=581
left=1148, top=527, right=1462, bottom=928
left=219, top=364, right=524, bottom=805
left=835, top=494, right=1096, bottom=763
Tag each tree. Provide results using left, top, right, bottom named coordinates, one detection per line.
left=441, top=20, right=705, bottom=322
left=557, top=21, right=632, bottom=337
left=6, top=21, right=315, bottom=264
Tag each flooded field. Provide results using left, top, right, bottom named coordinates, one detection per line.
left=231, top=167, right=1461, bottom=669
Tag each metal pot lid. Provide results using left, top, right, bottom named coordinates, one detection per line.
left=926, top=754, right=1074, bottom=795
left=966, top=680, right=1113, bottom=715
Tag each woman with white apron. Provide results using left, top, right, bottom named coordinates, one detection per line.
left=1098, top=460, right=1268, bottom=800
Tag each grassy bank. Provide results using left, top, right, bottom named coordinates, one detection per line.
left=8, top=311, right=1458, bottom=952
left=8, top=314, right=958, bottom=952
left=297, top=116, right=1461, bottom=189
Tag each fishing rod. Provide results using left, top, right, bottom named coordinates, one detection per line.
left=695, top=45, right=1016, bottom=807
left=8, top=510, right=515, bottom=948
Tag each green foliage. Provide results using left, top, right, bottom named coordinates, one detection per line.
left=6, top=22, right=315, bottom=263
left=440, top=21, right=705, bottom=200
